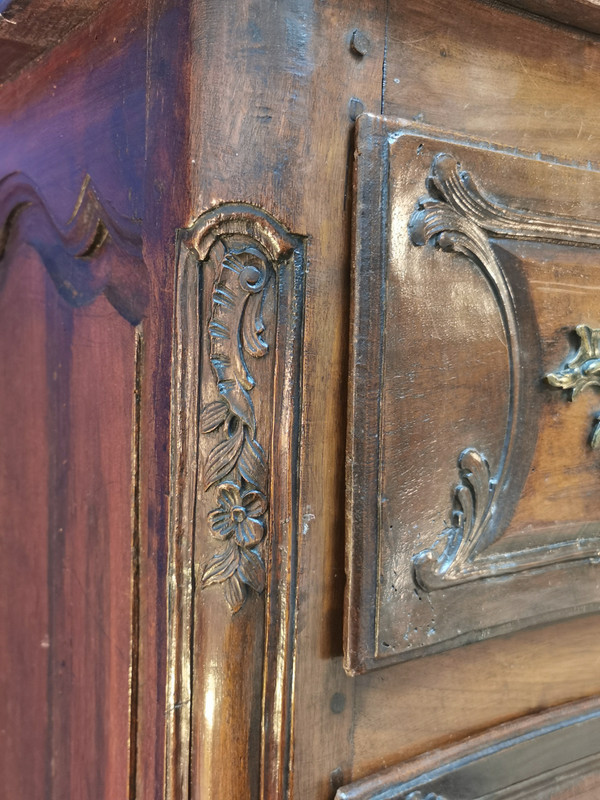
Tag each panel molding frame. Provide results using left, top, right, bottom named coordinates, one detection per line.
left=408, top=152, right=600, bottom=590
left=0, top=171, right=149, bottom=324
left=345, top=114, right=600, bottom=674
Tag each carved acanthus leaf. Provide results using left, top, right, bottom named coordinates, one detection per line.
left=410, top=154, right=600, bottom=590
left=409, top=153, right=522, bottom=590
left=413, top=449, right=496, bottom=590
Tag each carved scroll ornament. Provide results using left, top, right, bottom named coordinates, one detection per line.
left=199, top=238, right=272, bottom=611
left=175, top=204, right=305, bottom=613
left=409, top=153, right=600, bottom=591
left=546, top=324, right=600, bottom=449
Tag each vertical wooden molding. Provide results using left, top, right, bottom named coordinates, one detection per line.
left=166, top=204, right=305, bottom=799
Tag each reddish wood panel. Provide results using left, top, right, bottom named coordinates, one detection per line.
left=0, top=2, right=148, bottom=797
left=0, top=242, right=136, bottom=798
left=0, top=246, right=50, bottom=799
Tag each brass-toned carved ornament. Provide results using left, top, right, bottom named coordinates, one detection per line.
left=546, top=324, right=600, bottom=449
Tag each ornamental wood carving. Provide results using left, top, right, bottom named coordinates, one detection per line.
left=346, top=115, right=600, bottom=674
left=166, top=204, right=305, bottom=800
left=0, top=171, right=148, bottom=324
left=546, top=324, right=600, bottom=449
left=199, top=238, right=272, bottom=611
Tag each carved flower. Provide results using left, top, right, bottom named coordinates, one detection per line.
left=202, top=482, right=267, bottom=611
left=208, top=482, right=267, bottom=548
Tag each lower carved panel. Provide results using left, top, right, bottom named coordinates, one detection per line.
left=336, top=699, right=600, bottom=800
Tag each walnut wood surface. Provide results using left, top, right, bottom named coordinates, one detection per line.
left=0, top=3, right=148, bottom=798
left=337, top=696, right=600, bottom=799
left=0, top=0, right=109, bottom=84
left=346, top=118, right=600, bottom=672
left=1, top=1, right=600, bottom=800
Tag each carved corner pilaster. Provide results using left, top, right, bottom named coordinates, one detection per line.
left=166, top=203, right=305, bottom=799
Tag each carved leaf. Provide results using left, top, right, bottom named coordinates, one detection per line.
left=203, top=424, right=244, bottom=490
left=237, top=548, right=266, bottom=594
left=243, top=290, right=269, bottom=357
left=238, top=433, right=267, bottom=488
left=546, top=369, right=578, bottom=391
left=224, top=572, right=246, bottom=613
left=213, top=371, right=257, bottom=434
left=202, top=541, right=239, bottom=586
left=200, top=400, right=229, bottom=433
left=546, top=325, right=600, bottom=445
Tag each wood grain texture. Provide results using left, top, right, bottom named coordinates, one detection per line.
left=503, top=0, right=600, bottom=34
left=0, top=0, right=109, bottom=84
left=337, top=696, right=600, bottom=799
left=0, top=241, right=136, bottom=799
left=3, top=1, right=600, bottom=799
left=0, top=3, right=148, bottom=798
left=383, top=0, right=600, bottom=165
left=346, top=117, right=600, bottom=672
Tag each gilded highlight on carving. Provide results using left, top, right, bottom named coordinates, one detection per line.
left=546, top=324, right=600, bottom=449
left=200, top=240, right=272, bottom=611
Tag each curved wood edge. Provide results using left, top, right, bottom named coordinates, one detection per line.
left=336, top=696, right=600, bottom=799
left=0, top=171, right=149, bottom=325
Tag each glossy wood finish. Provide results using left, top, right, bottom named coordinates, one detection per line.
left=346, top=116, right=600, bottom=673
left=336, top=697, right=600, bottom=799
left=1, top=1, right=600, bottom=799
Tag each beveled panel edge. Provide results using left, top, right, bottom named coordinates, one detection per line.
left=335, top=697, right=600, bottom=800
left=345, top=114, right=390, bottom=675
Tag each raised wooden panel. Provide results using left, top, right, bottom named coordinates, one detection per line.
left=336, top=697, right=600, bottom=799
left=346, top=114, right=600, bottom=673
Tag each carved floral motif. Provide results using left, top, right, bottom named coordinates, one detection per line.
left=200, top=240, right=272, bottom=612
left=546, top=324, right=600, bottom=448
